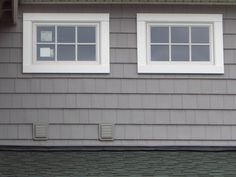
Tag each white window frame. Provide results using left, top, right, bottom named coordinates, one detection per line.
left=137, top=13, right=224, bottom=74
left=23, top=13, right=110, bottom=73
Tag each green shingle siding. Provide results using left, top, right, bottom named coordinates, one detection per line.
left=1, top=151, right=236, bottom=176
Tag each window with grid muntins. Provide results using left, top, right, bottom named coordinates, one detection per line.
left=149, top=25, right=212, bottom=62
left=23, top=13, right=109, bottom=73
left=36, top=25, right=98, bottom=62
left=137, top=14, right=224, bottom=74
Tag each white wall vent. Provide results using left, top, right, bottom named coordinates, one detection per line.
left=33, top=123, right=48, bottom=141
left=99, top=124, right=114, bottom=141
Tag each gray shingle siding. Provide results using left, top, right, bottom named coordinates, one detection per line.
left=0, top=4, right=236, bottom=146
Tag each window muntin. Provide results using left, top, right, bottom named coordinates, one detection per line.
left=35, top=24, right=98, bottom=62
left=148, top=24, right=212, bottom=63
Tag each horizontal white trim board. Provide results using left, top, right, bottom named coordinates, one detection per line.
left=23, top=13, right=109, bottom=22
left=138, top=65, right=224, bottom=74
left=23, top=65, right=110, bottom=73
left=137, top=14, right=223, bottom=22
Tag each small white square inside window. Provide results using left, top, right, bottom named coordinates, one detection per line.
left=40, top=31, right=53, bottom=42
left=40, top=48, right=53, bottom=57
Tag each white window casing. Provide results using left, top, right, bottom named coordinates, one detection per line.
left=23, top=13, right=110, bottom=73
left=137, top=13, right=224, bottom=74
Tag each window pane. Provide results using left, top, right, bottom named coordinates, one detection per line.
left=57, top=26, right=75, bottom=43
left=191, top=27, right=209, bottom=43
left=37, top=44, right=55, bottom=61
left=78, top=45, right=96, bottom=61
left=172, top=45, right=189, bottom=61
left=37, top=26, right=55, bottom=43
left=78, top=27, right=96, bottom=43
left=57, top=45, right=75, bottom=61
left=192, top=45, right=210, bottom=61
left=151, top=27, right=169, bottom=43
left=151, top=45, right=169, bottom=61
left=171, top=27, right=189, bottom=43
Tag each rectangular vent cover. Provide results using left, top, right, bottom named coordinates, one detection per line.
left=99, top=124, right=114, bottom=141
left=33, top=123, right=48, bottom=141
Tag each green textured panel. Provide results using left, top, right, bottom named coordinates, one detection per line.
left=20, top=0, right=236, bottom=5
left=1, top=151, right=236, bottom=176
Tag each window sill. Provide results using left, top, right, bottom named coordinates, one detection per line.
left=138, top=64, right=224, bottom=74
left=23, top=64, right=110, bottom=73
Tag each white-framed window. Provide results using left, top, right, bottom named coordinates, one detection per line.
left=137, top=14, right=224, bottom=74
left=23, top=13, right=109, bottom=73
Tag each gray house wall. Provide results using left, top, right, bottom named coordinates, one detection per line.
left=0, top=4, right=236, bottom=146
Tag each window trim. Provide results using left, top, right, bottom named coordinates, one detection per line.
left=137, top=13, right=224, bottom=74
left=23, top=13, right=110, bottom=73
